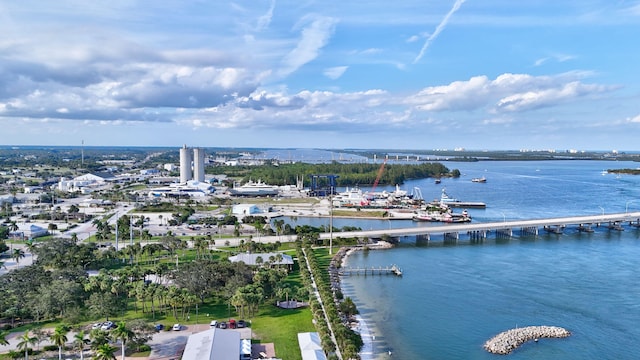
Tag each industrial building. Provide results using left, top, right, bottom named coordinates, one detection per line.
left=180, top=144, right=206, bottom=184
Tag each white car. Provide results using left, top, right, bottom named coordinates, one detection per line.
left=172, top=324, right=181, bottom=331
left=210, top=320, right=218, bottom=328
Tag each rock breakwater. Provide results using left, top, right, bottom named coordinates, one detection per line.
left=483, top=325, right=571, bottom=355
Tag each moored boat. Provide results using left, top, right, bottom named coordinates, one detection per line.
left=434, top=188, right=487, bottom=208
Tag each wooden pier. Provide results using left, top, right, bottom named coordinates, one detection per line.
left=339, top=264, right=403, bottom=277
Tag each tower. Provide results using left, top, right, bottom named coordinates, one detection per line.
left=179, top=144, right=193, bottom=183
left=193, top=148, right=205, bottom=182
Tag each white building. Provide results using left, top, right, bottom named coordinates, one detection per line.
left=228, top=252, right=294, bottom=267
left=298, top=332, right=327, bottom=360
left=11, top=223, right=48, bottom=240
left=57, top=172, right=115, bottom=192
left=232, top=204, right=261, bottom=216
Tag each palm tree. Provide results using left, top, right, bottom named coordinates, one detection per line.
left=70, top=232, right=79, bottom=243
left=12, top=248, right=25, bottom=264
left=17, top=332, right=37, bottom=360
left=8, top=221, right=19, bottom=234
left=0, top=330, right=9, bottom=346
left=49, top=324, right=70, bottom=360
left=93, top=343, right=116, bottom=360
left=73, top=330, right=90, bottom=360
left=110, top=322, right=134, bottom=360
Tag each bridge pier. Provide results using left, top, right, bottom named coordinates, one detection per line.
left=468, top=230, right=487, bottom=243
left=416, top=234, right=430, bottom=242
left=520, top=226, right=538, bottom=236
left=444, top=232, right=459, bottom=243
left=544, top=225, right=564, bottom=234
left=496, top=228, right=512, bottom=238
left=578, top=223, right=594, bottom=233
left=607, top=221, right=624, bottom=231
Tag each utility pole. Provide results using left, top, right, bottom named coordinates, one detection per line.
left=329, top=185, right=333, bottom=255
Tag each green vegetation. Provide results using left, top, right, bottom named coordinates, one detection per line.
left=207, top=162, right=454, bottom=186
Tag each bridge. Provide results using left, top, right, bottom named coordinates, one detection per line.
left=314, top=211, right=640, bottom=242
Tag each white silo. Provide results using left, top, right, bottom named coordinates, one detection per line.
left=179, top=144, right=193, bottom=183
left=193, top=147, right=205, bottom=182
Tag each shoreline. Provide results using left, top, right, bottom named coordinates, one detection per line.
left=329, top=241, right=394, bottom=359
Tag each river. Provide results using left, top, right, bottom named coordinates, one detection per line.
left=283, top=160, right=640, bottom=359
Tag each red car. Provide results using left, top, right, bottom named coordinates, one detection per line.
left=229, top=319, right=236, bottom=329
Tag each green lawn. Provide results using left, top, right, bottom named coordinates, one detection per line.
left=251, top=305, right=315, bottom=360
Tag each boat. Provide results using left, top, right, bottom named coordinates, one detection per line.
left=228, top=179, right=280, bottom=196
left=435, top=179, right=441, bottom=184
left=471, top=176, right=487, bottom=183
left=413, top=207, right=471, bottom=223
left=433, top=188, right=487, bottom=208
left=332, top=186, right=370, bottom=207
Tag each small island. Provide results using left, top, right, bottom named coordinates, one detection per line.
left=483, top=325, right=571, bottom=355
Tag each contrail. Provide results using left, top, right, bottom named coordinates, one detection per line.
left=413, top=0, right=466, bottom=64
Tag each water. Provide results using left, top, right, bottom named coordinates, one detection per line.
left=288, top=160, right=640, bottom=359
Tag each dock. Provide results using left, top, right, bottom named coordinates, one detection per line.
left=339, top=264, right=403, bottom=276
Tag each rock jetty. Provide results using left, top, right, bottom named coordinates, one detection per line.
left=483, top=326, right=571, bottom=355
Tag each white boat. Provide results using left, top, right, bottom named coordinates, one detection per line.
left=229, top=179, right=280, bottom=196
left=471, top=176, right=487, bottom=183
left=435, top=188, right=487, bottom=208
left=332, top=187, right=370, bottom=207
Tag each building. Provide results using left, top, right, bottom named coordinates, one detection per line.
left=298, top=332, right=327, bottom=360
left=180, top=144, right=193, bottom=184
left=11, top=223, right=48, bottom=240
left=193, top=147, right=205, bottom=182
left=231, top=204, right=261, bottom=216
left=228, top=252, right=294, bottom=268
left=181, top=328, right=240, bottom=360
left=180, top=145, right=206, bottom=184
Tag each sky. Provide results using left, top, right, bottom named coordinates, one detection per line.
left=1, top=1, right=640, bottom=151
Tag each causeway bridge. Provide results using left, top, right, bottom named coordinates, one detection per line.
left=315, top=211, right=640, bottom=242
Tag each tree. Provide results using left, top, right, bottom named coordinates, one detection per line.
left=93, top=343, right=116, bottom=360
left=12, top=248, right=25, bottom=264
left=0, top=330, right=9, bottom=346
left=48, top=223, right=58, bottom=235
left=17, top=332, right=37, bottom=360
left=111, top=322, right=134, bottom=360
left=73, top=330, right=90, bottom=360
left=50, top=324, right=70, bottom=360
left=70, top=233, right=79, bottom=243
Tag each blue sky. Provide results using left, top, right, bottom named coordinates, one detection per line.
left=1, top=1, right=639, bottom=151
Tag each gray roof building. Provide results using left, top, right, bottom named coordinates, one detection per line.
left=182, top=328, right=240, bottom=360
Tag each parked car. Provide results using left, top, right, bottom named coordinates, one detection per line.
left=172, top=324, right=182, bottom=331
left=228, top=319, right=236, bottom=329
left=210, top=320, right=218, bottom=328
left=92, top=323, right=102, bottom=330
left=154, top=324, right=164, bottom=331
left=237, top=320, right=246, bottom=328
left=218, top=321, right=227, bottom=329
left=101, top=321, right=115, bottom=330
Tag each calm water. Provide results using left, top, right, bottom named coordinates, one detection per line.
left=289, top=160, right=640, bottom=359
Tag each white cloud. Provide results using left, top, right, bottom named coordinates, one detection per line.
left=323, top=66, right=348, bottom=80
left=627, top=114, right=640, bottom=123
left=534, top=53, right=576, bottom=67
left=413, top=0, right=466, bottom=64
left=256, top=0, right=276, bottom=31
left=406, top=72, right=617, bottom=113
left=278, top=16, right=338, bottom=77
